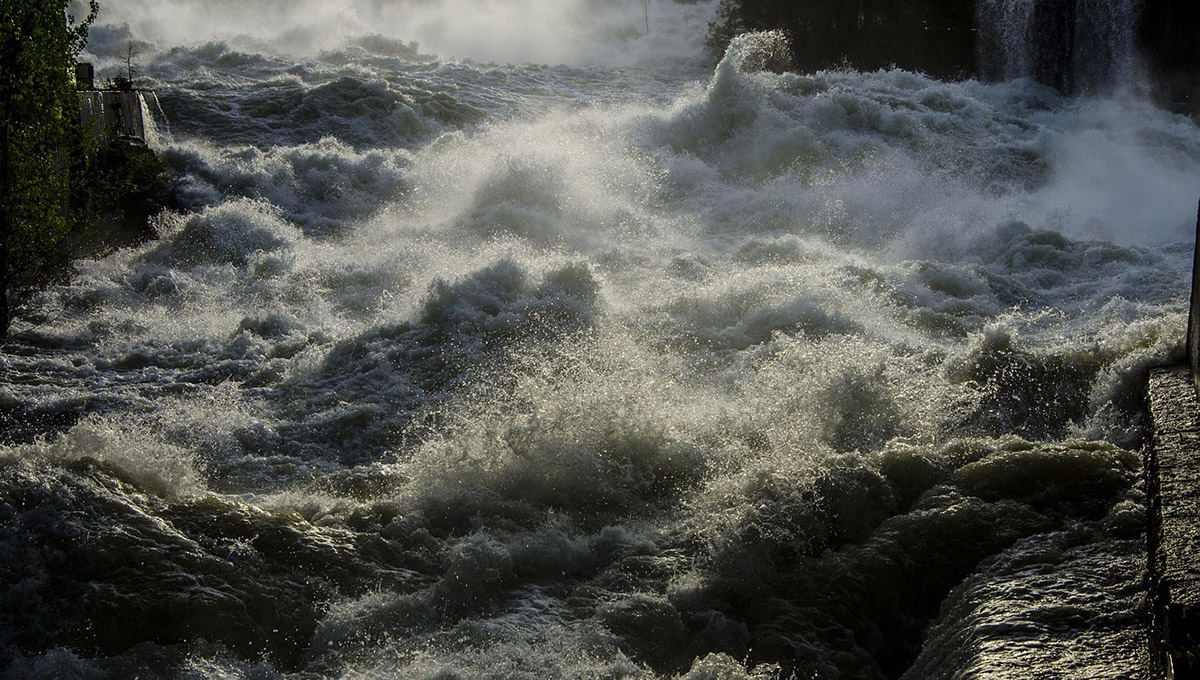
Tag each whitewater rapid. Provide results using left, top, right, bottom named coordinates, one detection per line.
left=3, top=1, right=1199, bottom=678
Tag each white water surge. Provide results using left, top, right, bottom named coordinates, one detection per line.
left=2, top=1, right=1198, bottom=678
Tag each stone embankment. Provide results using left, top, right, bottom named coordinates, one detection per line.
left=1148, top=367, right=1200, bottom=679
left=1147, top=199, right=1200, bottom=679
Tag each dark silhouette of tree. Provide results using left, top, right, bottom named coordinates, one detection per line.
left=116, top=41, right=140, bottom=89
left=1139, top=0, right=1200, bottom=108
left=638, top=0, right=651, bottom=35
left=707, top=0, right=1194, bottom=104
left=705, top=0, right=976, bottom=78
left=0, top=0, right=99, bottom=338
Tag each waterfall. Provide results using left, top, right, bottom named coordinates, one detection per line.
left=976, top=0, right=1141, bottom=94
left=140, top=90, right=168, bottom=147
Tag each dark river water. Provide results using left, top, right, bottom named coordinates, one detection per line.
left=2, top=0, right=1197, bottom=677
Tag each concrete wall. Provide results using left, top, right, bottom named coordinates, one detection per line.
left=79, top=90, right=146, bottom=143
left=1149, top=198, right=1200, bottom=679
left=1189, top=198, right=1200, bottom=396
left=1147, top=368, right=1200, bottom=679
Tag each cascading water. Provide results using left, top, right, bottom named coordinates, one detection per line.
left=2, top=1, right=1199, bottom=678
left=977, top=0, right=1142, bottom=93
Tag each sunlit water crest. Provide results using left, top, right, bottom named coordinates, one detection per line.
left=3, top=2, right=1199, bottom=678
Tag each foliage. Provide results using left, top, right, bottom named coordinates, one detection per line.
left=0, top=0, right=99, bottom=338
left=704, top=0, right=746, bottom=58
left=90, top=139, right=173, bottom=247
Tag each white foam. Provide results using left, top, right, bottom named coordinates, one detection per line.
left=10, top=417, right=203, bottom=498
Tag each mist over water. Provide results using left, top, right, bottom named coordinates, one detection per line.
left=6, top=2, right=1200, bottom=678
left=78, top=0, right=718, bottom=68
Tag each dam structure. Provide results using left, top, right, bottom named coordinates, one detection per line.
left=75, top=62, right=149, bottom=144
left=1147, top=203, right=1200, bottom=679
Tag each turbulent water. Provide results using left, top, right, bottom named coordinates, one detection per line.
left=3, top=0, right=1199, bottom=678
left=976, top=0, right=1141, bottom=92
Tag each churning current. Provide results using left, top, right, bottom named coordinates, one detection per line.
left=2, top=0, right=1198, bottom=678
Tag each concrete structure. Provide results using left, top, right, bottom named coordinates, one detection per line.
left=75, top=62, right=94, bottom=90
left=1148, top=199, right=1200, bottom=679
left=79, top=90, right=147, bottom=142
left=76, top=63, right=148, bottom=143
left=1147, top=367, right=1200, bottom=679
left=1189, top=197, right=1200, bottom=396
